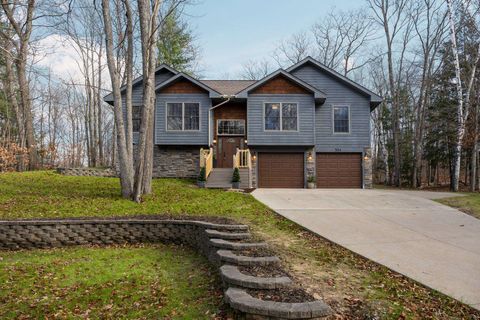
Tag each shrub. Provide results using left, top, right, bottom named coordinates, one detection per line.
left=232, top=167, right=241, bottom=183
left=198, top=166, right=206, bottom=181
left=307, top=175, right=316, bottom=183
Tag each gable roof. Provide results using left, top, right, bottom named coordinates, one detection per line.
left=286, top=56, right=383, bottom=108
left=103, top=64, right=178, bottom=104
left=236, top=69, right=327, bottom=103
left=200, top=80, right=256, bottom=96
left=155, top=72, right=222, bottom=98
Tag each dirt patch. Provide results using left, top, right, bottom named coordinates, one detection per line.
left=234, top=247, right=275, bottom=257
left=247, top=288, right=315, bottom=303
left=238, top=265, right=290, bottom=278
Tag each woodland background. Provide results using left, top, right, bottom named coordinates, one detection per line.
left=0, top=0, right=479, bottom=199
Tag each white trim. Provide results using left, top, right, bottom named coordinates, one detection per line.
left=165, top=101, right=201, bottom=132
left=332, top=105, right=351, bottom=135
left=263, top=102, right=300, bottom=132
left=216, top=119, right=246, bottom=136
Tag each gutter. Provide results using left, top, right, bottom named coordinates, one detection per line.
left=208, top=95, right=236, bottom=145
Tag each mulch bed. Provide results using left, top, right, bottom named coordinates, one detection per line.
left=238, top=265, right=290, bottom=278
left=234, top=247, right=275, bottom=257
left=247, top=288, right=315, bottom=303
left=3, top=214, right=238, bottom=224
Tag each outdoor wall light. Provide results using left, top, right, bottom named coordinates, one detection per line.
left=213, top=139, right=217, bottom=144
left=364, top=155, right=369, bottom=161
left=244, top=140, right=248, bottom=144
left=307, top=152, right=313, bottom=162
left=252, top=154, right=257, bottom=161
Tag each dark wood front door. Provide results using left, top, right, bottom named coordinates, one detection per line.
left=217, top=137, right=244, bottom=168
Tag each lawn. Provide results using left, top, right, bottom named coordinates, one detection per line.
left=0, top=171, right=479, bottom=319
left=437, top=193, right=480, bottom=219
left=0, top=244, right=224, bottom=319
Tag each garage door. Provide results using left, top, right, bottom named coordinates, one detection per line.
left=258, top=153, right=304, bottom=188
left=316, top=153, right=362, bottom=188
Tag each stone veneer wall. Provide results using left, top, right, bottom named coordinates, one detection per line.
left=56, top=167, right=117, bottom=177
left=363, top=147, right=373, bottom=189
left=152, top=146, right=201, bottom=178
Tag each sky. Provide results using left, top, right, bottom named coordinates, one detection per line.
left=187, top=0, right=365, bottom=79
left=36, top=0, right=366, bottom=84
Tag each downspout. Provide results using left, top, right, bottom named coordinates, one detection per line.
left=208, top=95, right=235, bottom=145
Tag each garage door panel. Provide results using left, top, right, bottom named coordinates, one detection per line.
left=316, top=153, right=361, bottom=188
left=258, top=153, right=304, bottom=188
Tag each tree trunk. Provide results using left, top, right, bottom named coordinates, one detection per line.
left=101, top=0, right=134, bottom=198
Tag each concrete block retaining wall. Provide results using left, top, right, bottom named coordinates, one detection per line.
left=56, top=167, right=117, bottom=177
left=0, top=218, right=330, bottom=319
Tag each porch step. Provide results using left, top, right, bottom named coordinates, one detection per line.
left=206, top=168, right=249, bottom=189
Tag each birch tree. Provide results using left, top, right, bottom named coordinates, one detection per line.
left=446, top=0, right=480, bottom=191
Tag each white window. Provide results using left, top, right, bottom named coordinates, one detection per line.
left=264, top=102, right=298, bottom=131
left=333, top=106, right=350, bottom=133
left=166, top=102, right=200, bottom=131
left=217, top=120, right=245, bottom=135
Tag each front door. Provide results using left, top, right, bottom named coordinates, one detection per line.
left=217, top=137, right=244, bottom=168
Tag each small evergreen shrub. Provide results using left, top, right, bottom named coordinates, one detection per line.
left=307, top=176, right=316, bottom=183
left=232, top=167, right=241, bottom=183
left=198, top=167, right=206, bottom=181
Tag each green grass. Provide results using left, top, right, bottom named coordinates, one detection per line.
left=0, top=244, right=223, bottom=319
left=437, top=193, right=480, bottom=219
left=0, top=171, right=478, bottom=319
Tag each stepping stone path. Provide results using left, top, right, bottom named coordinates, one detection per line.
left=208, top=226, right=332, bottom=319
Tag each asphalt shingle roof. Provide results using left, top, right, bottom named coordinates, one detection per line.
left=200, top=80, right=256, bottom=96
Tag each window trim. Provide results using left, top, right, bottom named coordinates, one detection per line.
left=165, top=101, right=201, bottom=132
left=332, top=104, right=351, bottom=134
left=263, top=102, right=299, bottom=132
left=216, top=119, right=246, bottom=136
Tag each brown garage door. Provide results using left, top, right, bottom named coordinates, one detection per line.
left=316, top=153, right=362, bottom=188
left=258, top=153, right=304, bottom=188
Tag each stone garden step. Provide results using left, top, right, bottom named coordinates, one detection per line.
left=217, top=249, right=280, bottom=266
left=205, top=229, right=251, bottom=240
left=220, top=265, right=292, bottom=289
left=225, top=287, right=332, bottom=319
left=210, top=238, right=267, bottom=250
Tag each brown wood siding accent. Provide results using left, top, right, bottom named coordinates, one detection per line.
left=316, top=153, right=362, bottom=188
left=251, top=75, right=310, bottom=94
left=213, top=102, right=247, bottom=140
left=258, top=153, right=304, bottom=188
left=159, top=79, right=208, bottom=94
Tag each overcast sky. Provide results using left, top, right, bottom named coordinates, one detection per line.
left=188, top=0, right=365, bottom=78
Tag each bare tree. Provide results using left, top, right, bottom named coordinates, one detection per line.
left=273, top=31, right=310, bottom=67
left=411, top=0, right=448, bottom=187
left=446, top=0, right=480, bottom=191
left=101, top=0, right=134, bottom=198
left=368, top=0, right=411, bottom=187
left=240, top=59, right=273, bottom=80
left=1, top=0, right=37, bottom=169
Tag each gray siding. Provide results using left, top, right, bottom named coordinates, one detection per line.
left=122, top=69, right=175, bottom=144
left=155, top=93, right=210, bottom=145
left=247, top=94, right=315, bottom=146
left=291, top=64, right=371, bottom=152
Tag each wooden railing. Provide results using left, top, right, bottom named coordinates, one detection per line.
left=200, top=147, right=213, bottom=178
left=233, top=149, right=251, bottom=168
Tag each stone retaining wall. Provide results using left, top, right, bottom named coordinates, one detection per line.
left=56, top=167, right=117, bottom=177
left=0, top=218, right=330, bottom=319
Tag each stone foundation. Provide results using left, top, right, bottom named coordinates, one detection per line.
left=363, top=147, right=373, bottom=189
left=152, top=146, right=201, bottom=178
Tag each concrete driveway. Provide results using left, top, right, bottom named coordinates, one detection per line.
left=252, top=189, right=480, bottom=310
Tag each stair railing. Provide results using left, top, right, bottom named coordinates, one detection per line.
left=200, top=147, right=213, bottom=178
left=233, top=149, right=250, bottom=169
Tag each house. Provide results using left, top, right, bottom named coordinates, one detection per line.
left=104, top=56, right=382, bottom=189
